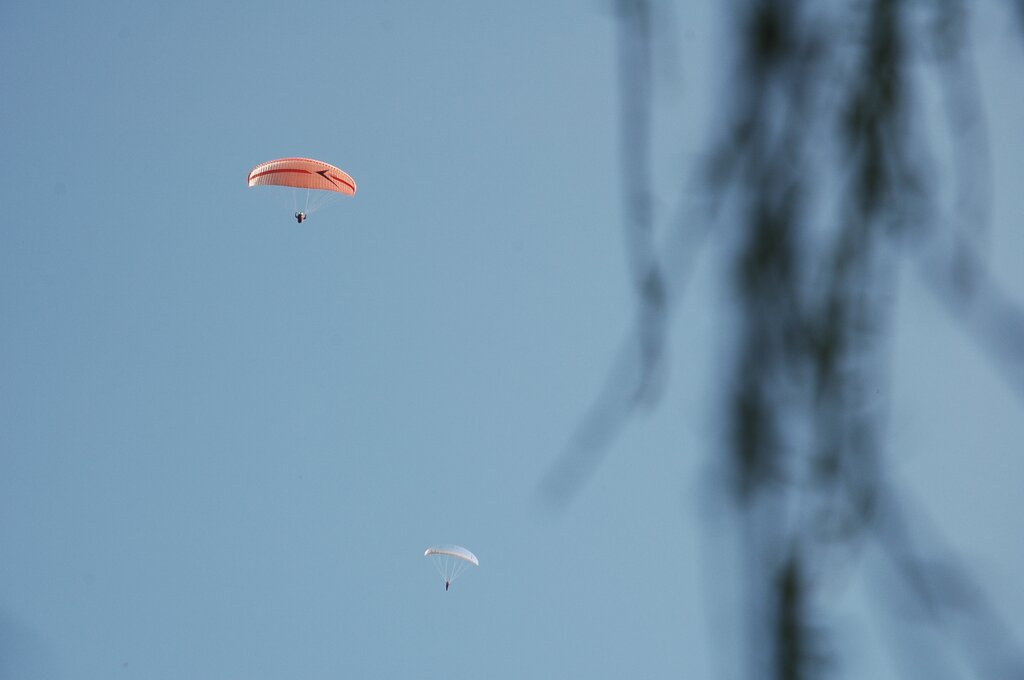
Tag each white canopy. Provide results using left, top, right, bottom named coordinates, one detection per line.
left=424, top=544, right=479, bottom=566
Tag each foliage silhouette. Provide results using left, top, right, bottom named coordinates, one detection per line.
left=544, top=1, right=1024, bottom=678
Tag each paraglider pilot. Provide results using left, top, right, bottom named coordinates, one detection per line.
left=445, top=580, right=450, bottom=592
left=295, top=211, right=306, bottom=223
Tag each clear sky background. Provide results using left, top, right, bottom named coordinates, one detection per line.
left=2, top=2, right=1022, bottom=679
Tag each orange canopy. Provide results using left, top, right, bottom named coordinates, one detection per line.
left=247, top=157, right=356, bottom=195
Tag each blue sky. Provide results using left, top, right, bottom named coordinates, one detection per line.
left=2, top=1, right=1022, bottom=678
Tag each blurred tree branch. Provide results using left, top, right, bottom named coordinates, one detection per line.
left=543, top=1, right=1024, bottom=678
left=541, top=0, right=668, bottom=503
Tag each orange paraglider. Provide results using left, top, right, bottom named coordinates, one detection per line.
left=247, top=157, right=356, bottom=222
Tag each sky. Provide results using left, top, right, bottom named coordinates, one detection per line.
left=1, top=1, right=1022, bottom=679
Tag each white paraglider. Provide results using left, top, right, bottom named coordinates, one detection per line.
left=424, top=545, right=479, bottom=591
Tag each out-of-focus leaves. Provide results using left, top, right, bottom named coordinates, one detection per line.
left=544, top=0, right=1024, bottom=679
